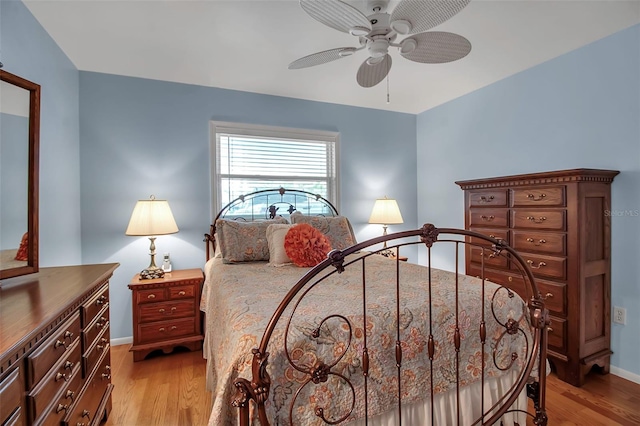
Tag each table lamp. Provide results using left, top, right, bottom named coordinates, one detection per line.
left=369, top=197, right=404, bottom=253
left=126, top=195, right=179, bottom=279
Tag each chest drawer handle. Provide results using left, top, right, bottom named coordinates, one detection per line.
left=545, top=292, right=554, bottom=298
left=480, top=215, right=495, bottom=221
left=55, top=372, right=68, bottom=382
left=147, top=294, right=156, bottom=299
left=526, top=260, right=547, bottom=269
left=526, top=238, right=547, bottom=246
left=527, top=193, right=546, bottom=201
left=547, top=327, right=554, bottom=333
left=526, top=216, right=547, bottom=223
left=178, top=290, right=186, bottom=296
left=479, top=195, right=495, bottom=203
left=56, top=404, right=69, bottom=413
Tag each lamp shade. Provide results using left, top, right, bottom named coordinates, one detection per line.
left=125, top=196, right=179, bottom=236
left=369, top=198, right=404, bottom=225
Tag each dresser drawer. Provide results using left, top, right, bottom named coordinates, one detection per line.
left=512, top=230, right=566, bottom=255
left=169, top=285, right=195, bottom=300
left=548, top=316, right=567, bottom=352
left=28, top=340, right=81, bottom=422
left=0, top=368, right=21, bottom=425
left=468, top=190, right=508, bottom=207
left=138, top=300, right=195, bottom=323
left=83, top=307, right=109, bottom=351
left=138, top=318, right=196, bottom=344
left=3, top=407, right=22, bottom=426
left=37, top=366, right=82, bottom=426
left=83, top=326, right=110, bottom=379
left=519, top=253, right=566, bottom=280
left=468, top=228, right=508, bottom=246
left=469, top=246, right=509, bottom=268
left=511, top=186, right=565, bottom=207
left=64, top=351, right=111, bottom=426
left=82, top=285, right=109, bottom=327
left=469, top=209, right=508, bottom=228
left=28, top=312, right=81, bottom=388
left=136, top=288, right=167, bottom=304
left=511, top=209, right=565, bottom=231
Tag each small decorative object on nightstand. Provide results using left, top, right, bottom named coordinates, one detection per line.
left=128, top=268, right=204, bottom=362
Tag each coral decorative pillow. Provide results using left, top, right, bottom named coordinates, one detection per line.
left=15, top=232, right=28, bottom=261
left=284, top=223, right=332, bottom=267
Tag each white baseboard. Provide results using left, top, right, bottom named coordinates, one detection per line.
left=611, top=366, right=640, bottom=384
left=110, top=336, right=133, bottom=347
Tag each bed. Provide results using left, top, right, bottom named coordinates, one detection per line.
left=201, top=188, right=549, bottom=426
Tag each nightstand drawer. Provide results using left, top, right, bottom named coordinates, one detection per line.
left=137, top=288, right=167, bottom=304
left=169, top=285, right=195, bottom=299
left=138, top=300, right=195, bottom=323
left=138, top=318, right=196, bottom=344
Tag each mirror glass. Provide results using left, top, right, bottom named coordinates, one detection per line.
left=0, top=69, right=40, bottom=280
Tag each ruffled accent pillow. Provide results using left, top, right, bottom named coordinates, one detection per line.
left=216, top=217, right=288, bottom=263
left=284, top=223, right=332, bottom=267
left=15, top=232, right=28, bottom=261
left=290, top=212, right=356, bottom=250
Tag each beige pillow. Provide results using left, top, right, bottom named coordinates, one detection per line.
left=266, top=224, right=294, bottom=266
left=216, top=217, right=288, bottom=263
left=290, top=212, right=356, bottom=250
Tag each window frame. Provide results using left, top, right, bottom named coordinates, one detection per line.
left=210, top=121, right=340, bottom=216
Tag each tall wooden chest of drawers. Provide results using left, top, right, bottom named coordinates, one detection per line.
left=456, top=169, right=618, bottom=387
left=0, top=264, right=118, bottom=425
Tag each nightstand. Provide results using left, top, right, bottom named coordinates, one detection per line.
left=128, top=268, right=204, bottom=362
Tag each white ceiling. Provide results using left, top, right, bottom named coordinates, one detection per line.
left=24, top=0, right=640, bottom=114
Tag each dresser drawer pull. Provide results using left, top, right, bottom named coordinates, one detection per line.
left=526, top=260, right=547, bottom=269
left=55, top=372, right=68, bottom=382
left=545, top=292, right=554, bottom=298
left=54, top=340, right=67, bottom=350
left=527, top=193, right=546, bottom=201
left=97, top=338, right=108, bottom=351
left=526, top=238, right=546, bottom=246
left=64, top=361, right=74, bottom=370
left=56, top=403, right=69, bottom=414
left=526, top=216, right=547, bottom=223
left=480, top=215, right=495, bottom=221
left=64, top=330, right=74, bottom=341
left=479, top=195, right=495, bottom=203
left=101, top=372, right=111, bottom=380
left=96, top=317, right=107, bottom=328
left=178, top=290, right=186, bottom=296
left=65, top=390, right=75, bottom=401
left=147, top=294, right=156, bottom=299
left=96, top=295, right=108, bottom=305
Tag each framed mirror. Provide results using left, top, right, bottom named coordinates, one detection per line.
left=0, top=68, right=40, bottom=280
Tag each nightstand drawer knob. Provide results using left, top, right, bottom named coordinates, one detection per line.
left=159, top=308, right=165, bottom=313
left=171, top=326, right=177, bottom=331
left=171, top=307, right=177, bottom=312
left=147, top=294, right=156, bottom=299
left=159, top=327, right=166, bottom=332
left=178, top=291, right=186, bottom=296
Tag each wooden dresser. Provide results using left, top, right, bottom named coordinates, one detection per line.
left=456, top=169, right=618, bottom=387
left=0, top=263, right=119, bottom=425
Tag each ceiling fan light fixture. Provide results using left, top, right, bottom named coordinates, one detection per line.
left=400, top=38, right=417, bottom=54
left=369, top=39, right=389, bottom=58
left=366, top=56, right=384, bottom=65
left=390, top=19, right=412, bottom=35
left=349, top=26, right=370, bottom=36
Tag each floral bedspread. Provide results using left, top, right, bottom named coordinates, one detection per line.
left=201, top=254, right=533, bottom=425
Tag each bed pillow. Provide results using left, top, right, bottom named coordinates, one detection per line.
left=216, top=217, right=288, bottom=263
left=15, top=232, right=28, bottom=261
left=284, top=223, right=332, bottom=267
left=290, top=212, right=356, bottom=250
left=266, top=224, right=295, bottom=266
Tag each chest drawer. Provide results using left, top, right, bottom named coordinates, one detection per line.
left=468, top=228, right=509, bottom=246
left=547, top=316, right=567, bottom=352
left=469, top=209, right=508, bottom=228
left=28, top=340, right=81, bottom=422
left=138, top=318, right=196, bottom=344
left=511, top=186, right=565, bottom=207
left=511, top=209, right=566, bottom=231
left=136, top=288, right=167, bottom=304
left=0, top=368, right=22, bottom=425
left=82, top=285, right=109, bottom=326
left=512, top=230, right=566, bottom=255
left=138, top=300, right=195, bottom=323
left=469, top=246, right=508, bottom=269
left=468, top=190, right=508, bottom=207
left=537, top=279, right=567, bottom=316
left=519, top=253, right=566, bottom=280
left=28, top=312, right=81, bottom=388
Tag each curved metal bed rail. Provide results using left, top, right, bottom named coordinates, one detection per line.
left=233, top=224, right=549, bottom=426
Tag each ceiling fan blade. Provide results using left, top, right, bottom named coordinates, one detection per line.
left=390, top=0, right=470, bottom=35
left=300, top=0, right=371, bottom=34
left=400, top=32, right=471, bottom=64
left=356, top=55, right=392, bottom=88
left=288, top=47, right=357, bottom=69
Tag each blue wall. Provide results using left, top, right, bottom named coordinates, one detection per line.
left=78, top=73, right=417, bottom=341
left=1, top=0, right=82, bottom=265
left=416, top=24, right=640, bottom=378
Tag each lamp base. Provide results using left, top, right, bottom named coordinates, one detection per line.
left=139, top=267, right=165, bottom=280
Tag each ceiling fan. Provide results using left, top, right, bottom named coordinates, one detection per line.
left=289, top=0, right=472, bottom=88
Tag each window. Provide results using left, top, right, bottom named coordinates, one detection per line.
left=211, top=121, right=339, bottom=215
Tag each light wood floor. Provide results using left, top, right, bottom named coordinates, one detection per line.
left=106, top=344, right=640, bottom=425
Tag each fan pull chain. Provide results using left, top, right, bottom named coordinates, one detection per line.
left=386, top=74, right=390, bottom=104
